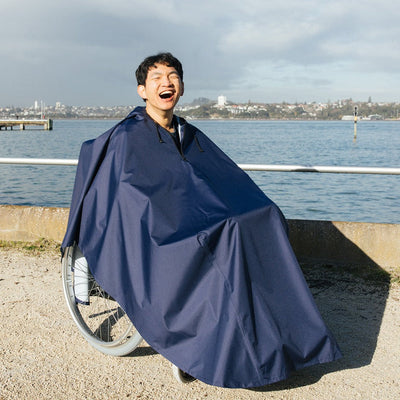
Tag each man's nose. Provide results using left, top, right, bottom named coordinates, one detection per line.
left=160, top=75, right=172, bottom=85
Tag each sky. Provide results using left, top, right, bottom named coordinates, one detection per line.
left=1, top=0, right=400, bottom=107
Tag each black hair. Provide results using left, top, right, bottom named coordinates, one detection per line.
left=135, top=52, right=183, bottom=86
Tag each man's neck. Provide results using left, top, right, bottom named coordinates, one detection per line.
left=145, top=105, right=174, bottom=132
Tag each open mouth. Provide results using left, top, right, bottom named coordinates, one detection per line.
left=159, top=90, right=174, bottom=100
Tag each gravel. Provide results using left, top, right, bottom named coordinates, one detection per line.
left=0, top=247, right=399, bottom=400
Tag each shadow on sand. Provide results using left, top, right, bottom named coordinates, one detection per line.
left=252, top=221, right=391, bottom=392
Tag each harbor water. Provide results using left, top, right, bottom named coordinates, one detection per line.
left=0, top=118, right=399, bottom=224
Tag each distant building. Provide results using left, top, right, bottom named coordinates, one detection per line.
left=217, top=95, right=227, bottom=107
left=368, top=114, right=383, bottom=120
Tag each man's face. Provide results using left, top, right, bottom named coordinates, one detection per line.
left=137, top=63, right=184, bottom=114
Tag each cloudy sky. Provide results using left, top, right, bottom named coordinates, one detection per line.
left=1, top=0, right=400, bottom=107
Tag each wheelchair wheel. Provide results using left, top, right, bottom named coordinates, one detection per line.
left=171, top=365, right=196, bottom=384
left=62, top=244, right=143, bottom=356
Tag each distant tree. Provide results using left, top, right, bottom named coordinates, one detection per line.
left=189, top=98, right=212, bottom=106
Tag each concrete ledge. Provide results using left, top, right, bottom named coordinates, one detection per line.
left=1, top=205, right=399, bottom=272
left=0, top=205, right=69, bottom=242
left=288, top=219, right=399, bottom=273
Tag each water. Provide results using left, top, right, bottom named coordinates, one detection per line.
left=0, top=119, right=399, bottom=224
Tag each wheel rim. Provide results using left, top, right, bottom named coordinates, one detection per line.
left=62, top=245, right=142, bottom=353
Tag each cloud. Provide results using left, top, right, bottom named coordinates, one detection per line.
left=1, top=0, right=400, bottom=106
left=218, top=1, right=400, bottom=66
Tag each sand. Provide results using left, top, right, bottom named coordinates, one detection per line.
left=0, top=246, right=399, bottom=400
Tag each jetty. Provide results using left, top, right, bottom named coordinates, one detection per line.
left=0, top=118, right=53, bottom=131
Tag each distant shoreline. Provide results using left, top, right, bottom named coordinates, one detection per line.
left=46, top=116, right=400, bottom=122
left=2, top=99, right=400, bottom=121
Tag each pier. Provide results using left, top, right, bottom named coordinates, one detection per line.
left=0, top=118, right=53, bottom=131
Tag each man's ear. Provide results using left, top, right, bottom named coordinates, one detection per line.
left=137, top=85, right=147, bottom=100
left=180, top=82, right=184, bottom=96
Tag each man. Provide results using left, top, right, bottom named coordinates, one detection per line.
left=136, top=52, right=184, bottom=134
left=62, top=52, right=341, bottom=388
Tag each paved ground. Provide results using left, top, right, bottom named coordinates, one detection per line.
left=0, top=245, right=399, bottom=399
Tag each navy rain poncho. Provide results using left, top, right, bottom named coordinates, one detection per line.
left=62, top=106, right=342, bottom=388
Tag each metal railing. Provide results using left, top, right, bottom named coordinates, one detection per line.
left=0, top=157, right=400, bottom=175
left=238, top=164, right=400, bottom=175
left=0, top=158, right=78, bottom=166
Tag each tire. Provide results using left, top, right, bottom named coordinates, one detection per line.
left=62, top=244, right=143, bottom=356
left=171, top=365, right=196, bottom=383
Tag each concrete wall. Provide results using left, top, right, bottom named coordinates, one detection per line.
left=288, top=219, right=399, bottom=273
left=0, top=205, right=69, bottom=242
left=0, top=205, right=399, bottom=272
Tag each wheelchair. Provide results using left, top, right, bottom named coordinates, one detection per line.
left=61, top=243, right=194, bottom=383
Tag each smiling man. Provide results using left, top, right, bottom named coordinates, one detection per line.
left=136, top=53, right=184, bottom=133
left=62, top=52, right=342, bottom=389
